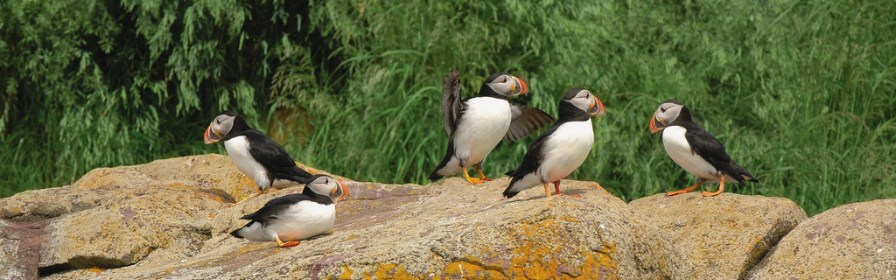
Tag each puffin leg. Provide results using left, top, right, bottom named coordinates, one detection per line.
left=701, top=176, right=725, bottom=197
left=275, top=234, right=300, bottom=248
left=473, top=163, right=493, bottom=182
left=462, top=168, right=484, bottom=185
left=554, top=181, right=582, bottom=198
left=666, top=179, right=704, bottom=197
left=543, top=183, right=553, bottom=197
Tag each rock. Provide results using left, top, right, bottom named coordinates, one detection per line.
left=1, top=219, right=42, bottom=280
left=0, top=154, right=692, bottom=279
left=0, top=155, right=241, bottom=277
left=54, top=178, right=690, bottom=279
left=629, top=193, right=807, bottom=280
left=745, top=199, right=896, bottom=280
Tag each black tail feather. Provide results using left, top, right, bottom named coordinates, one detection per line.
left=502, top=188, right=519, bottom=198
left=229, top=229, right=243, bottom=238
left=430, top=141, right=455, bottom=181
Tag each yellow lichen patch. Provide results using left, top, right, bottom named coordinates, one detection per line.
left=443, top=259, right=507, bottom=279
left=338, top=266, right=354, bottom=279
left=364, top=263, right=415, bottom=280
left=87, top=267, right=104, bottom=273
left=502, top=217, right=618, bottom=279
left=579, top=243, right=618, bottom=280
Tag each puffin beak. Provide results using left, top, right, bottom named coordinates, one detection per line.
left=513, top=77, right=529, bottom=95
left=333, top=179, right=350, bottom=201
left=203, top=125, right=222, bottom=144
left=588, top=96, right=605, bottom=116
left=649, top=113, right=665, bottom=134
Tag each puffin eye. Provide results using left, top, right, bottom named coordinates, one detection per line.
left=661, top=107, right=667, bottom=113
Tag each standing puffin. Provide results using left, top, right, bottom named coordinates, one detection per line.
left=203, top=111, right=315, bottom=192
left=649, top=100, right=757, bottom=197
left=430, top=69, right=554, bottom=184
left=230, top=174, right=346, bottom=247
left=503, top=88, right=606, bottom=198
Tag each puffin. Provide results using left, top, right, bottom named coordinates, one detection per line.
left=230, top=174, right=346, bottom=247
left=430, top=69, right=554, bottom=184
left=649, top=99, right=757, bottom=197
left=203, top=111, right=316, bottom=192
left=503, top=88, right=606, bottom=198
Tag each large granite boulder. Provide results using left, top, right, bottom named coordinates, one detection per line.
left=0, top=155, right=691, bottom=279
left=630, top=193, right=807, bottom=280
left=745, top=199, right=896, bottom=280
left=49, top=179, right=690, bottom=279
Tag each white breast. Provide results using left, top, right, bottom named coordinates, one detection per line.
left=661, top=126, right=721, bottom=180
left=538, top=120, right=595, bottom=183
left=451, top=97, right=511, bottom=166
left=224, top=136, right=271, bottom=189
left=237, top=201, right=336, bottom=242
left=265, top=201, right=336, bottom=241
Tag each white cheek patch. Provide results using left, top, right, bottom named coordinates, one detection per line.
left=569, top=98, right=591, bottom=111
left=487, top=81, right=512, bottom=95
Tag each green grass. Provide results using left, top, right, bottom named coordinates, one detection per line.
left=2, top=0, right=895, bottom=216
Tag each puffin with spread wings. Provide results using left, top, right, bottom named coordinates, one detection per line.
left=429, top=69, right=554, bottom=184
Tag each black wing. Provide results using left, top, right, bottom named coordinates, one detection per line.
left=241, top=193, right=310, bottom=225
left=442, top=69, right=465, bottom=135
left=684, top=125, right=755, bottom=183
left=245, top=131, right=313, bottom=183
left=505, top=104, right=555, bottom=142
left=503, top=125, right=559, bottom=198
left=507, top=125, right=559, bottom=177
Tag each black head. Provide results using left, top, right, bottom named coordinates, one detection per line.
left=303, top=174, right=349, bottom=201
left=649, top=99, right=692, bottom=134
left=203, top=110, right=250, bottom=144
left=477, top=73, right=529, bottom=98
left=557, top=88, right=606, bottom=121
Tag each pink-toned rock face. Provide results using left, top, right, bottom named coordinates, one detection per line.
left=630, top=193, right=808, bottom=280
left=0, top=154, right=691, bottom=279
left=745, top=199, right=896, bottom=280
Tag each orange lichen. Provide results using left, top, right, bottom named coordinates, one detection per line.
left=330, top=216, right=619, bottom=279
left=443, top=258, right=507, bottom=279
left=88, top=267, right=105, bottom=273
left=337, top=266, right=353, bottom=279
left=363, top=263, right=415, bottom=280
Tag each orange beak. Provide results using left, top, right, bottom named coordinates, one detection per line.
left=336, top=180, right=350, bottom=201
left=203, top=126, right=221, bottom=144
left=588, top=96, right=606, bottom=116
left=649, top=113, right=664, bottom=134
left=518, top=78, right=529, bottom=95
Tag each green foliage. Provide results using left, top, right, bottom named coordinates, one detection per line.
left=1, top=0, right=894, bottom=215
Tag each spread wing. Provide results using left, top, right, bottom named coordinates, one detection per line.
left=241, top=194, right=309, bottom=225
left=442, top=69, right=464, bottom=135
left=505, top=105, right=555, bottom=142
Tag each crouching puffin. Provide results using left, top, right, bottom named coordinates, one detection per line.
left=230, top=174, right=346, bottom=247
left=503, top=88, right=606, bottom=198
left=649, top=100, right=757, bottom=197
left=204, top=111, right=315, bottom=192
left=430, top=69, right=554, bottom=184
